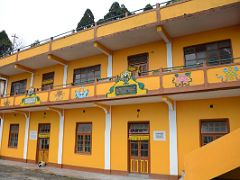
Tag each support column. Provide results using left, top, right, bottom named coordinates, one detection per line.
left=166, top=43, right=173, bottom=68
left=162, top=97, right=178, bottom=176
left=30, top=73, right=34, bottom=88
left=48, top=107, right=64, bottom=165
left=58, top=110, right=64, bottom=165
left=4, top=79, right=8, bottom=97
left=0, top=115, right=4, bottom=150
left=169, top=101, right=178, bottom=175
left=105, top=107, right=111, bottom=170
left=157, top=26, right=173, bottom=68
left=107, top=55, right=113, bottom=78
left=23, top=112, right=30, bottom=160
left=63, top=65, right=68, bottom=87
left=94, top=103, right=111, bottom=170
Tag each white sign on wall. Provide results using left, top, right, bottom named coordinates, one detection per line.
left=153, top=131, right=166, bottom=141
left=29, top=131, right=37, bottom=140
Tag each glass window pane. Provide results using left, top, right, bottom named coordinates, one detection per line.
left=77, top=124, right=92, bottom=133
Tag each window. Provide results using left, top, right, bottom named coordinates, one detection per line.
left=0, top=79, right=6, bottom=97
left=128, top=53, right=149, bottom=76
left=8, top=124, right=19, bottom=148
left=73, top=65, right=100, bottom=85
left=41, top=72, right=54, bottom=91
left=10, top=79, right=27, bottom=96
left=184, top=40, right=232, bottom=67
left=200, top=120, right=229, bottom=146
left=75, top=123, right=92, bottom=153
left=129, top=123, right=149, bottom=134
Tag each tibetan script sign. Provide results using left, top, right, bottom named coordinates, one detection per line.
left=21, top=88, right=40, bottom=106
left=115, top=84, right=137, bottom=96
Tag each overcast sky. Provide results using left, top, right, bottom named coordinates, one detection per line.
left=0, top=0, right=166, bottom=47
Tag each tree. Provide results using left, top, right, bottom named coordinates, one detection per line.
left=0, top=30, right=12, bottom=57
left=30, top=40, right=40, bottom=47
left=76, top=9, right=95, bottom=31
left=144, top=4, right=153, bottom=11
left=166, top=0, right=181, bottom=5
left=97, top=2, right=131, bottom=25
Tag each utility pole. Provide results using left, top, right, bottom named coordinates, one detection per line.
left=11, top=34, right=19, bottom=50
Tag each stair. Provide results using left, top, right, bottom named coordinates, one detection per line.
left=183, top=128, right=240, bottom=180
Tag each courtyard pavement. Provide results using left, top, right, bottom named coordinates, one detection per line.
left=0, top=159, right=156, bottom=180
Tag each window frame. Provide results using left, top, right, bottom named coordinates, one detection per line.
left=75, top=122, right=92, bottom=155
left=128, top=53, right=149, bottom=76
left=73, top=65, right=101, bottom=86
left=8, top=124, right=19, bottom=148
left=199, top=119, right=230, bottom=146
left=10, top=79, right=27, bottom=96
left=41, top=72, right=55, bottom=91
left=184, top=39, right=233, bottom=67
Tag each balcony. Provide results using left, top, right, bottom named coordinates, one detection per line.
left=0, top=58, right=239, bottom=110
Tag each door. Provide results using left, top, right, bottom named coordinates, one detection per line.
left=37, top=124, right=50, bottom=163
left=129, top=123, right=149, bottom=174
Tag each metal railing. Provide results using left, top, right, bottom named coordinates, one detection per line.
left=0, top=0, right=181, bottom=59
left=1, top=57, right=239, bottom=98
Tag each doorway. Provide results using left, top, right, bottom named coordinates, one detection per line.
left=128, top=122, right=149, bottom=174
left=36, top=124, right=50, bottom=163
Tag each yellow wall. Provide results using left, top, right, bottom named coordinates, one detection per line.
left=177, top=96, right=240, bottom=174
left=7, top=72, right=31, bottom=96
left=160, top=0, right=239, bottom=21
left=62, top=108, right=105, bottom=169
left=1, top=114, right=26, bottom=159
left=172, top=25, right=240, bottom=67
left=67, top=54, right=108, bottom=85
left=111, top=103, right=170, bottom=175
left=113, top=41, right=166, bottom=76
left=33, top=64, right=64, bottom=89
left=27, top=111, right=59, bottom=163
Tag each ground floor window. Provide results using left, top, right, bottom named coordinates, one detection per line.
left=8, top=124, right=19, bottom=148
left=200, top=119, right=229, bottom=146
left=75, top=123, right=92, bottom=154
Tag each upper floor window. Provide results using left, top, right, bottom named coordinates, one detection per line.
left=8, top=124, right=19, bottom=148
left=75, top=123, right=92, bottom=154
left=73, top=65, right=100, bottom=85
left=10, top=79, right=27, bottom=96
left=184, top=40, right=232, bottom=67
left=200, top=119, right=229, bottom=146
left=41, top=72, right=54, bottom=91
left=0, top=79, right=6, bottom=97
left=128, top=53, right=149, bottom=76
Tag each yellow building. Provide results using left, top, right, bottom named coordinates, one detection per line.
left=0, top=0, right=240, bottom=179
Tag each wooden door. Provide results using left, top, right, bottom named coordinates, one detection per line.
left=37, top=124, right=50, bottom=163
left=129, top=140, right=149, bottom=174
left=129, top=122, right=149, bottom=174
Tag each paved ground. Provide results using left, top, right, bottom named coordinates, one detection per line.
left=0, top=160, right=155, bottom=180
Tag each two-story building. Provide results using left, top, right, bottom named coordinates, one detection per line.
left=0, top=0, right=240, bottom=179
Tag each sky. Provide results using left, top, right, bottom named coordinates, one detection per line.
left=0, top=0, right=166, bottom=47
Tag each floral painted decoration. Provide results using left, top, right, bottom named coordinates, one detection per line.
left=216, top=66, right=239, bottom=82
left=172, top=72, right=192, bottom=87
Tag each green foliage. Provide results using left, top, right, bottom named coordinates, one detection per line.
left=76, top=9, right=95, bottom=31
left=166, top=0, right=181, bottom=5
left=138, top=82, right=145, bottom=90
left=0, top=30, right=12, bottom=56
left=30, top=40, right=40, bottom=47
left=97, top=2, right=131, bottom=25
left=144, top=4, right=153, bottom=11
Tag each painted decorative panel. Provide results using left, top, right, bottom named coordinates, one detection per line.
left=20, top=88, right=40, bottom=106
left=162, top=70, right=204, bottom=88
left=137, top=76, right=160, bottom=90
left=106, top=71, right=147, bottom=98
left=49, top=88, right=70, bottom=102
left=71, top=85, right=94, bottom=99
left=0, top=97, right=14, bottom=107
left=208, top=65, right=240, bottom=83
